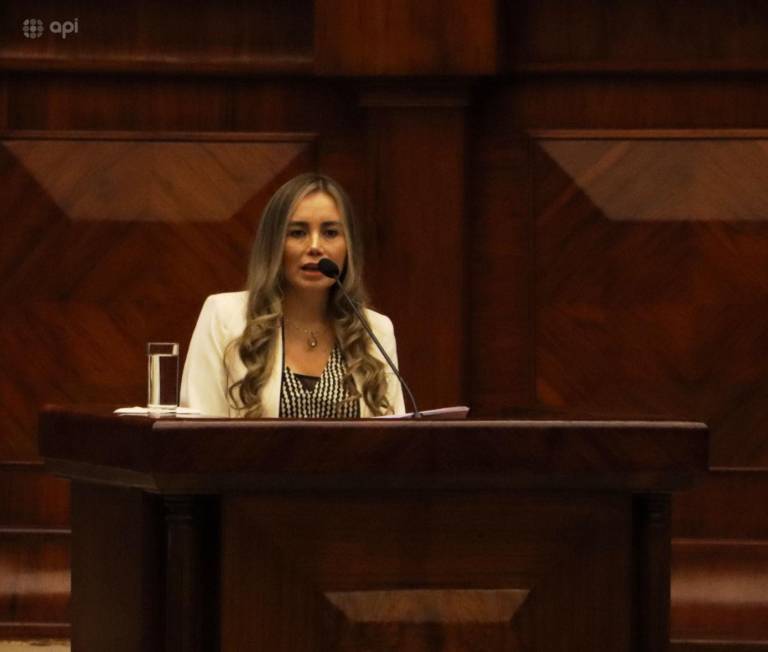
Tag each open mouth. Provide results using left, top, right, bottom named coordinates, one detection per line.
left=301, top=263, right=320, bottom=271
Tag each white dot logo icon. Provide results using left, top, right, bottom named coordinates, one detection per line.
left=22, top=18, right=45, bottom=39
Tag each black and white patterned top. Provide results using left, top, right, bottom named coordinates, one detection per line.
left=279, top=344, right=361, bottom=418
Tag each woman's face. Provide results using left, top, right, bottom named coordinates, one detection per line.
left=282, top=191, right=348, bottom=294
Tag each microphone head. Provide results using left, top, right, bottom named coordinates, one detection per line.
left=318, top=258, right=340, bottom=279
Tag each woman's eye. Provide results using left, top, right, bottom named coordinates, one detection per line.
left=324, top=229, right=340, bottom=238
left=288, top=229, right=305, bottom=238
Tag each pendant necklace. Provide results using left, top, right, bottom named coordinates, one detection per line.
left=284, top=319, right=326, bottom=349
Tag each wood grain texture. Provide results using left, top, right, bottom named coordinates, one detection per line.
left=4, top=0, right=768, bottom=644
left=3, top=77, right=362, bottom=133
left=222, top=490, right=631, bottom=650
left=163, top=496, right=220, bottom=652
left=324, top=589, right=529, bottom=623
left=468, top=136, right=534, bottom=416
left=0, top=0, right=313, bottom=75
left=672, top=540, right=768, bottom=642
left=38, top=414, right=705, bottom=650
left=0, top=465, right=70, bottom=635
left=363, top=96, right=467, bottom=410
left=0, top=532, right=69, bottom=632
left=532, top=134, right=768, bottom=468
left=504, top=0, right=768, bottom=73
left=671, top=643, right=768, bottom=652
left=315, top=0, right=498, bottom=75
left=672, top=471, right=768, bottom=540
left=0, top=133, right=314, bottom=460
left=69, top=483, right=163, bottom=652
left=38, top=407, right=709, bottom=493
left=0, top=464, right=69, bottom=527
left=483, top=78, right=768, bottom=131
left=634, top=494, right=672, bottom=652
left=472, top=73, right=768, bottom=646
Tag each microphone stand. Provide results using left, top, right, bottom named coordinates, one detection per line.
left=326, top=274, right=422, bottom=419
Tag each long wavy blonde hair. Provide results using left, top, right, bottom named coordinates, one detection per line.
left=226, top=173, right=392, bottom=417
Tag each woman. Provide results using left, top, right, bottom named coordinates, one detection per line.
left=180, top=173, right=406, bottom=417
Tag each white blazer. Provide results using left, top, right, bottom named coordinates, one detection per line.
left=180, top=291, right=406, bottom=417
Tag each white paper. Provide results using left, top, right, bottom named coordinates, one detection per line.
left=113, top=406, right=201, bottom=416
left=376, top=405, right=470, bottom=420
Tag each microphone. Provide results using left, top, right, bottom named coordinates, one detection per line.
left=318, top=257, right=421, bottom=418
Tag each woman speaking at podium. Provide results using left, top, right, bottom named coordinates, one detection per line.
left=180, top=173, right=406, bottom=418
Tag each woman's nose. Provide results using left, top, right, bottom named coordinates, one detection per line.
left=308, top=231, right=322, bottom=252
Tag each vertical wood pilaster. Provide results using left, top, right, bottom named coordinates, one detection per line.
left=634, top=493, right=672, bottom=652
left=164, top=496, right=206, bottom=652
left=361, top=87, right=469, bottom=410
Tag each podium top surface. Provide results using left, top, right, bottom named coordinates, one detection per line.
left=38, top=405, right=709, bottom=493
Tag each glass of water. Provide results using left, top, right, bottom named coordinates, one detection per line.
left=147, top=342, right=179, bottom=412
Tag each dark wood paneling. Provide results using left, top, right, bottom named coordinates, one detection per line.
left=315, top=0, right=498, bottom=75
left=40, top=414, right=703, bottom=650
left=672, top=471, right=768, bottom=540
left=362, top=91, right=468, bottom=410
left=468, top=135, right=534, bottom=415
left=0, top=0, right=313, bottom=75
left=505, top=0, right=768, bottom=73
left=70, top=483, right=163, bottom=652
left=473, top=77, right=768, bottom=649
left=484, top=78, right=768, bottom=130
left=672, top=540, right=768, bottom=642
left=531, top=132, right=768, bottom=469
left=39, top=408, right=708, bottom=492
left=0, top=464, right=69, bottom=527
left=635, top=495, right=672, bottom=652
left=0, top=132, right=315, bottom=460
left=2, top=0, right=767, bottom=644
left=0, top=531, right=69, bottom=632
left=222, top=490, right=632, bottom=650
left=0, top=78, right=7, bottom=128
left=671, top=643, right=768, bottom=652
left=0, top=465, right=70, bottom=634
left=3, top=76, right=367, bottom=132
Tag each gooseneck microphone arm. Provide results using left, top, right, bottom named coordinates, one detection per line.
left=318, top=258, right=421, bottom=418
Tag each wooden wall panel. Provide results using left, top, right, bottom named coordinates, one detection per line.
left=3, top=76, right=361, bottom=132
left=0, top=533, right=69, bottom=639
left=672, top=540, right=768, bottom=644
left=532, top=133, right=768, bottom=469
left=468, top=136, right=534, bottom=415
left=484, top=78, right=768, bottom=131
left=473, top=76, right=768, bottom=649
left=0, top=465, right=69, bottom=527
left=673, top=472, right=768, bottom=540
left=362, top=91, right=468, bottom=410
left=1, top=0, right=768, bottom=644
left=0, top=132, right=315, bottom=460
left=0, top=0, right=313, bottom=74
left=504, top=0, right=768, bottom=72
left=0, top=464, right=69, bottom=637
left=315, top=0, right=498, bottom=75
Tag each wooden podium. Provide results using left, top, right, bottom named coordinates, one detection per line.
left=38, top=406, right=708, bottom=652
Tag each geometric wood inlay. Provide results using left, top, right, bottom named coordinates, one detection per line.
left=5, top=140, right=307, bottom=223
left=538, top=139, right=768, bottom=221
left=325, top=589, right=530, bottom=623
left=222, top=491, right=632, bottom=650
left=533, top=134, right=768, bottom=467
left=0, top=134, right=314, bottom=459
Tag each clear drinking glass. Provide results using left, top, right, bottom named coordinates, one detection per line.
left=147, top=342, right=179, bottom=412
